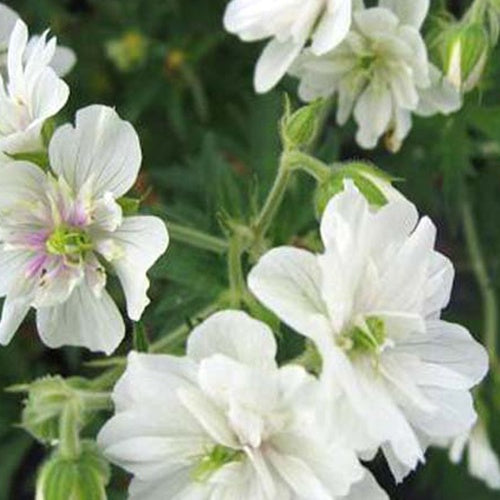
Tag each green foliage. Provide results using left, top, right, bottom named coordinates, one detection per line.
left=2, top=0, right=500, bottom=499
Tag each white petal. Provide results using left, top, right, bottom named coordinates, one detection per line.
left=345, top=471, right=389, bottom=500
left=30, top=67, right=69, bottom=124
left=187, top=310, right=277, bottom=369
left=265, top=448, right=331, bottom=500
left=0, top=294, right=30, bottom=345
left=51, top=45, right=76, bottom=76
left=254, top=38, right=303, bottom=93
left=0, top=161, right=46, bottom=211
left=311, top=0, right=352, bottom=55
left=49, top=105, right=142, bottom=198
left=398, top=320, right=489, bottom=387
left=109, top=216, right=169, bottom=320
left=112, top=351, right=199, bottom=412
left=417, top=65, right=462, bottom=117
left=248, top=246, right=328, bottom=340
left=354, top=81, right=393, bottom=149
left=468, top=422, right=500, bottom=490
left=379, top=0, right=430, bottom=29
left=0, top=4, right=19, bottom=48
left=36, top=281, right=125, bottom=354
left=178, top=386, right=238, bottom=449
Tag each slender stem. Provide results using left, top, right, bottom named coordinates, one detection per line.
left=149, top=302, right=220, bottom=353
left=168, top=222, right=228, bottom=255
left=252, top=153, right=293, bottom=241
left=287, top=151, right=331, bottom=182
left=228, top=235, right=246, bottom=307
left=462, top=197, right=498, bottom=361
left=58, top=402, right=81, bottom=459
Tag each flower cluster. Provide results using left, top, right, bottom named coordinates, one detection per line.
left=224, top=0, right=462, bottom=150
left=2, top=2, right=498, bottom=499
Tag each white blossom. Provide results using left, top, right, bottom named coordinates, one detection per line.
left=448, top=420, right=500, bottom=490
left=223, top=0, right=352, bottom=93
left=0, top=3, right=76, bottom=77
left=248, top=181, right=488, bottom=482
left=290, top=0, right=461, bottom=150
left=0, top=19, right=69, bottom=162
left=98, top=310, right=388, bottom=499
left=0, top=105, right=169, bottom=354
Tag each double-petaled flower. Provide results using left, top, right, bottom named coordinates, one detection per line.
left=290, top=0, right=461, bottom=150
left=224, top=0, right=352, bottom=93
left=249, top=182, right=488, bottom=482
left=0, top=3, right=76, bottom=78
left=0, top=105, right=169, bottom=354
left=99, top=310, right=388, bottom=499
left=0, top=17, right=70, bottom=162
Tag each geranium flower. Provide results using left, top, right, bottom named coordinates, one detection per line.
left=0, top=105, right=169, bottom=354
left=290, top=0, right=461, bottom=150
left=0, top=3, right=76, bottom=77
left=248, top=182, right=488, bottom=481
left=98, top=310, right=388, bottom=499
left=0, top=19, right=69, bottom=162
left=224, top=0, right=352, bottom=93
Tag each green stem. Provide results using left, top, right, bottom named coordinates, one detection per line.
left=58, top=402, right=81, bottom=459
left=149, top=302, right=220, bottom=353
left=228, top=235, right=246, bottom=307
left=287, top=150, right=331, bottom=182
left=252, top=152, right=293, bottom=241
left=77, top=391, right=112, bottom=412
left=462, top=197, right=498, bottom=361
left=168, top=222, right=228, bottom=254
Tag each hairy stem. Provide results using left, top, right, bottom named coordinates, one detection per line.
left=59, top=402, right=81, bottom=460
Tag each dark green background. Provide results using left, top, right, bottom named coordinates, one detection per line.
left=1, top=0, right=500, bottom=498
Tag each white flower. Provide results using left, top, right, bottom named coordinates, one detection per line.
left=0, top=105, right=169, bottom=354
left=0, top=3, right=76, bottom=77
left=248, top=181, right=488, bottom=482
left=98, top=310, right=388, bottom=499
left=223, top=0, right=352, bottom=93
left=448, top=420, right=500, bottom=490
left=290, top=0, right=461, bottom=150
left=0, top=19, right=69, bottom=162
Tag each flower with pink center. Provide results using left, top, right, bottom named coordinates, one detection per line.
left=0, top=105, right=169, bottom=354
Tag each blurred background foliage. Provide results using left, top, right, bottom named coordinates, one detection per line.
left=1, top=0, right=500, bottom=498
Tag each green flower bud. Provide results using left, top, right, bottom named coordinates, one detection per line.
left=18, top=376, right=109, bottom=445
left=21, top=376, right=83, bottom=444
left=280, top=96, right=325, bottom=150
left=36, top=441, right=110, bottom=500
left=314, top=161, right=400, bottom=216
left=445, top=23, right=490, bottom=92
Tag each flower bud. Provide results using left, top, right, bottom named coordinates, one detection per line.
left=36, top=441, right=110, bottom=500
left=20, top=376, right=82, bottom=444
left=18, top=376, right=103, bottom=444
left=315, top=161, right=401, bottom=216
left=445, top=23, right=489, bottom=92
left=280, top=96, right=324, bottom=150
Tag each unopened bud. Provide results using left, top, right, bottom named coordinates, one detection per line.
left=281, top=96, right=324, bottom=150
left=445, top=23, right=489, bottom=92
left=36, top=441, right=110, bottom=500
